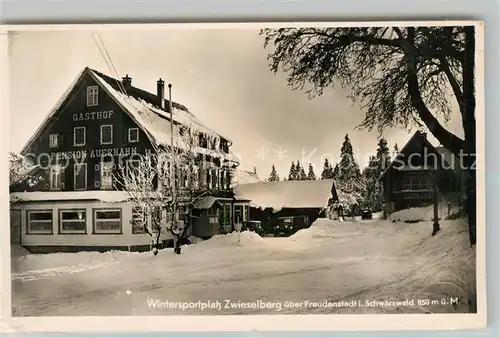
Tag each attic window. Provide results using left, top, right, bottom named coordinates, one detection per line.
left=128, top=128, right=139, bottom=143
left=86, top=86, right=99, bottom=107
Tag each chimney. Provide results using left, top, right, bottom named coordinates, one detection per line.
left=157, top=78, right=165, bottom=109
left=122, top=74, right=132, bottom=90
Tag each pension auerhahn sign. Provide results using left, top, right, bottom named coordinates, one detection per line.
left=50, top=147, right=139, bottom=160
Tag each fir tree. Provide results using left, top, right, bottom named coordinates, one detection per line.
left=361, top=155, right=379, bottom=209
left=337, top=134, right=361, bottom=181
left=320, top=158, right=334, bottom=179
left=335, top=134, right=364, bottom=209
left=376, top=138, right=391, bottom=172
left=307, top=163, right=317, bottom=180
left=299, top=165, right=307, bottom=180
left=361, top=138, right=392, bottom=211
left=288, top=162, right=296, bottom=181
left=393, top=143, right=400, bottom=159
left=268, top=165, right=280, bottom=182
left=333, top=163, right=340, bottom=179
left=294, top=161, right=306, bottom=180
left=253, top=166, right=258, bottom=175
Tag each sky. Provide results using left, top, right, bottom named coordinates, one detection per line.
left=8, top=27, right=465, bottom=180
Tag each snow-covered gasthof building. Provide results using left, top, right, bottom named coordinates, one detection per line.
left=10, top=67, right=240, bottom=253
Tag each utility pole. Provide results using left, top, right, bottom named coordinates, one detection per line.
left=168, top=83, right=178, bottom=245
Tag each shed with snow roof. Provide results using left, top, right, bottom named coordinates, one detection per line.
left=232, top=179, right=338, bottom=235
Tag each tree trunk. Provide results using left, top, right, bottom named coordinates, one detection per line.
left=174, top=235, right=182, bottom=254
left=463, top=26, right=477, bottom=247
left=403, top=28, right=465, bottom=156
left=432, top=175, right=441, bottom=236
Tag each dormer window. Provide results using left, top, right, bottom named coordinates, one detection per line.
left=49, top=134, right=60, bottom=148
left=199, top=134, right=208, bottom=148
left=128, top=128, right=139, bottom=143
left=86, top=86, right=99, bottom=107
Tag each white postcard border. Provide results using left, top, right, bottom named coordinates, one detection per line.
left=0, top=20, right=487, bottom=333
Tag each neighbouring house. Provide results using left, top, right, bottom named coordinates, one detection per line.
left=191, top=168, right=261, bottom=238
left=9, top=67, right=240, bottom=253
left=379, top=131, right=466, bottom=214
left=232, top=179, right=338, bottom=235
left=231, top=169, right=261, bottom=187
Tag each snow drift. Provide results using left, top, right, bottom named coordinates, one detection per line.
left=193, top=231, right=265, bottom=248
left=388, top=204, right=461, bottom=223
left=290, top=219, right=345, bottom=241
left=293, top=217, right=475, bottom=314
left=11, top=250, right=143, bottom=282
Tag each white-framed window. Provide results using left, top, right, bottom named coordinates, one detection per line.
left=93, top=209, right=122, bottom=234
left=128, top=128, right=139, bottom=143
left=49, top=134, right=60, bottom=148
left=131, top=207, right=147, bottom=234
left=49, top=164, right=64, bottom=190
left=100, top=125, right=113, bottom=145
left=74, top=163, right=87, bottom=190
left=26, top=210, right=53, bottom=234
left=73, top=126, right=86, bottom=146
left=100, top=161, right=114, bottom=190
left=86, top=86, right=99, bottom=106
left=59, top=209, right=86, bottom=234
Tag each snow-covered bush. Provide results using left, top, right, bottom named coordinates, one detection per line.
left=116, top=123, right=234, bottom=255
left=9, top=152, right=43, bottom=191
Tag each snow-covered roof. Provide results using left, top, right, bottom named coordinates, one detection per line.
left=379, top=131, right=456, bottom=180
left=233, top=179, right=336, bottom=212
left=231, top=169, right=261, bottom=188
left=193, top=196, right=233, bottom=209
left=10, top=191, right=131, bottom=203
left=20, top=67, right=239, bottom=164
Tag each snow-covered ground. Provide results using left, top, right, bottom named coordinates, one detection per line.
left=11, top=208, right=475, bottom=316
left=388, top=203, right=460, bottom=222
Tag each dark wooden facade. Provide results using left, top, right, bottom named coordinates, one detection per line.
left=380, top=131, right=463, bottom=213
left=12, top=67, right=235, bottom=195
left=14, top=72, right=153, bottom=193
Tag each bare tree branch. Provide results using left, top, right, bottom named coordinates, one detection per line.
left=260, top=25, right=470, bottom=155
